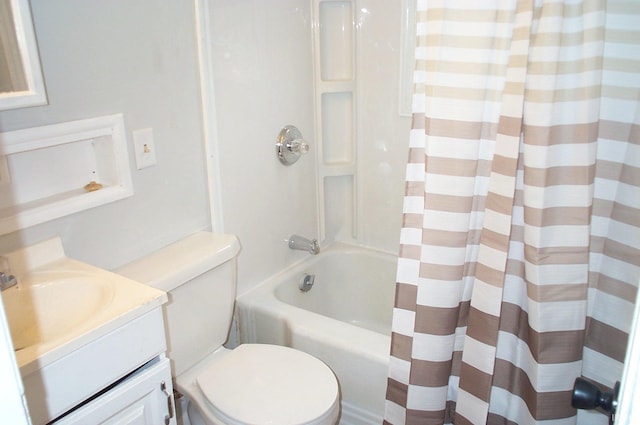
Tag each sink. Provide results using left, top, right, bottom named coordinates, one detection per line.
left=1, top=237, right=167, bottom=374
left=3, top=272, right=114, bottom=351
left=0, top=237, right=168, bottom=424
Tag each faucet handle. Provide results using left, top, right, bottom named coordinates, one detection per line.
left=309, top=239, right=320, bottom=255
left=288, top=139, right=309, bottom=155
left=276, top=125, right=310, bottom=165
left=0, top=256, right=18, bottom=291
left=0, top=271, right=17, bottom=286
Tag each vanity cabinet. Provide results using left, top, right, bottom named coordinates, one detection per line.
left=5, top=238, right=174, bottom=425
left=54, top=356, right=175, bottom=425
left=21, top=308, right=175, bottom=425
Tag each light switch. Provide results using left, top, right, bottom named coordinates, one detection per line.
left=132, top=128, right=157, bottom=169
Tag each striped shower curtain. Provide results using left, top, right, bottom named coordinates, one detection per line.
left=385, top=1, right=640, bottom=424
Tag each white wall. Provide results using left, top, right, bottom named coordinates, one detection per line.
left=356, top=1, right=410, bottom=253
left=208, top=0, right=318, bottom=295
left=0, top=1, right=210, bottom=268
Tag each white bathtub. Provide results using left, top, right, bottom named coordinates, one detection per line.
left=236, top=243, right=396, bottom=425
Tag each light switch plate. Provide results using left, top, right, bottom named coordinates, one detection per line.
left=132, top=128, right=157, bottom=169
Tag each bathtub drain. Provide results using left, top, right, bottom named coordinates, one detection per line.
left=299, top=273, right=315, bottom=292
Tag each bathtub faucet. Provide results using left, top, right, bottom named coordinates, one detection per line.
left=288, top=235, right=320, bottom=255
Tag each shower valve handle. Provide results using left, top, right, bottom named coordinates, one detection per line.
left=276, top=125, right=309, bottom=165
left=288, top=139, right=309, bottom=154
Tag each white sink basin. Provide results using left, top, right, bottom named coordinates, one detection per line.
left=1, top=237, right=167, bottom=374
left=0, top=237, right=168, bottom=425
left=3, top=272, right=114, bottom=351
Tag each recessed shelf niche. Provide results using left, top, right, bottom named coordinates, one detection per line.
left=319, top=1, right=353, bottom=81
left=324, top=175, right=354, bottom=242
left=322, top=92, right=353, bottom=164
left=312, top=0, right=357, bottom=242
left=0, top=114, right=133, bottom=235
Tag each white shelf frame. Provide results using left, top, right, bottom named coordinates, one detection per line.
left=0, top=114, right=133, bottom=235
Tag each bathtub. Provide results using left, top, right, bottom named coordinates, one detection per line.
left=236, top=243, right=396, bottom=425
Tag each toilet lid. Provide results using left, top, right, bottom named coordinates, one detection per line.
left=196, top=344, right=339, bottom=425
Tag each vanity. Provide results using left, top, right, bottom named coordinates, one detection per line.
left=2, top=238, right=175, bottom=425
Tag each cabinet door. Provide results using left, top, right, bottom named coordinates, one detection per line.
left=54, top=357, right=176, bottom=425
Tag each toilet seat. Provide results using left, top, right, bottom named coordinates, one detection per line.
left=196, top=344, right=340, bottom=425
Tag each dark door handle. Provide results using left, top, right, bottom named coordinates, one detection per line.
left=572, top=378, right=620, bottom=425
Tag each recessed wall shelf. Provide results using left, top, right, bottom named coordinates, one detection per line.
left=312, top=0, right=357, bottom=243
left=0, top=114, right=133, bottom=235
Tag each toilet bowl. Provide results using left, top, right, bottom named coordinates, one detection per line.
left=178, top=345, right=339, bottom=425
left=117, top=232, right=340, bottom=425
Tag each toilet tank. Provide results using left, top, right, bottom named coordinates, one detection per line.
left=116, top=232, right=241, bottom=377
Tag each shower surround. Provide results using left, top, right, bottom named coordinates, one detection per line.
left=205, top=0, right=410, bottom=296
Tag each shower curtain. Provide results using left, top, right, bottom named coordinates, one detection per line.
left=385, top=1, right=639, bottom=424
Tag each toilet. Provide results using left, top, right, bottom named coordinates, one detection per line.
left=117, top=232, right=340, bottom=425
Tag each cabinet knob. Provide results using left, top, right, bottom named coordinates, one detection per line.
left=161, top=381, right=175, bottom=424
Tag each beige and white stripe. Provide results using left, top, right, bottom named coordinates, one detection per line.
left=385, top=0, right=639, bottom=424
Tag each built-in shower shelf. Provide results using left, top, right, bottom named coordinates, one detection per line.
left=0, top=114, right=133, bottom=235
left=320, top=163, right=355, bottom=177
left=318, top=81, right=355, bottom=93
left=313, top=0, right=357, bottom=242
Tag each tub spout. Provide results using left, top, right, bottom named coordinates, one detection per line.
left=288, top=235, right=320, bottom=255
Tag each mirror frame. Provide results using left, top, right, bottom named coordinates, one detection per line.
left=0, top=0, right=47, bottom=111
